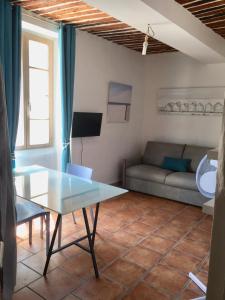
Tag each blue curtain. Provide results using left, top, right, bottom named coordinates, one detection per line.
left=0, top=1, right=21, bottom=168
left=59, top=24, right=76, bottom=172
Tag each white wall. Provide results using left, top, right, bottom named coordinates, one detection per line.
left=71, top=30, right=145, bottom=183
left=142, top=52, right=225, bottom=148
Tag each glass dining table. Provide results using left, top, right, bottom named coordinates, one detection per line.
left=14, top=165, right=127, bottom=277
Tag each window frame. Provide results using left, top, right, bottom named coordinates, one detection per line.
left=17, top=30, right=54, bottom=150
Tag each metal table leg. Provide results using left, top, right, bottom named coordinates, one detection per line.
left=43, top=203, right=100, bottom=277
left=82, top=204, right=99, bottom=278
left=92, top=203, right=99, bottom=246
left=43, top=214, right=62, bottom=276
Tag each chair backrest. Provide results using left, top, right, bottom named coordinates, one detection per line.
left=66, top=163, right=93, bottom=180
left=16, top=197, right=45, bottom=225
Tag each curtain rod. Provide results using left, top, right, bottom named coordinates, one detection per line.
left=22, top=8, right=60, bottom=29
left=21, top=8, right=77, bottom=29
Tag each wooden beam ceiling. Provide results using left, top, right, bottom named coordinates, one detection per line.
left=11, top=0, right=175, bottom=54
left=175, top=0, right=225, bottom=39
left=11, top=0, right=225, bottom=54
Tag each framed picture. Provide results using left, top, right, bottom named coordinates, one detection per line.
left=107, top=81, right=132, bottom=123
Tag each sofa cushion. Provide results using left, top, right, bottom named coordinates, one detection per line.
left=162, top=157, right=191, bottom=172
left=126, top=164, right=173, bottom=184
left=183, top=145, right=211, bottom=172
left=143, top=141, right=185, bottom=167
left=165, top=172, right=198, bottom=191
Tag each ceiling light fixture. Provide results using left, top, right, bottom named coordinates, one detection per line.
left=142, top=24, right=155, bottom=55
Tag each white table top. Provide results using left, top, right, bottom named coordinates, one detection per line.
left=14, top=165, right=127, bottom=215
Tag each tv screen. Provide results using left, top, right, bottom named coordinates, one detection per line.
left=72, top=112, right=103, bottom=138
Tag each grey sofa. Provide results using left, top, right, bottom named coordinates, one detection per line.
left=123, top=141, right=211, bottom=207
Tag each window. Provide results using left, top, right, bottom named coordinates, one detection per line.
left=16, top=31, right=54, bottom=149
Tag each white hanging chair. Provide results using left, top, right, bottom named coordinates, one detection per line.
left=196, top=154, right=217, bottom=199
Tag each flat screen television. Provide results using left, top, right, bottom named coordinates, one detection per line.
left=72, top=112, right=103, bottom=138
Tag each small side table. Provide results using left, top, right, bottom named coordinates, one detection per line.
left=202, top=198, right=214, bottom=216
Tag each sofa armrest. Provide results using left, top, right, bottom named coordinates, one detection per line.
left=122, top=157, right=142, bottom=188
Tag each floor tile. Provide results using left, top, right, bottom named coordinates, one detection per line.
left=60, top=236, right=84, bottom=258
left=144, top=264, right=188, bottom=295
left=19, top=236, right=47, bottom=254
left=95, top=240, right=127, bottom=265
left=175, top=238, right=210, bottom=259
left=172, top=208, right=203, bottom=226
left=13, top=192, right=209, bottom=300
left=124, top=221, right=155, bottom=236
left=140, top=215, right=167, bottom=228
left=98, top=214, right=126, bottom=233
left=145, top=208, right=175, bottom=220
left=169, top=216, right=197, bottom=229
left=130, top=198, right=161, bottom=210
left=16, top=224, right=31, bottom=240
left=178, top=288, right=204, bottom=300
left=74, top=276, right=124, bottom=300
left=13, top=287, right=43, bottom=300
left=115, top=207, right=143, bottom=221
left=161, top=250, right=201, bottom=274
left=187, top=228, right=212, bottom=244
left=64, top=228, right=87, bottom=242
left=29, top=268, right=81, bottom=300
left=197, top=216, right=213, bottom=232
left=154, top=224, right=187, bottom=241
left=103, top=229, right=142, bottom=248
left=124, top=246, right=161, bottom=269
left=123, top=282, right=169, bottom=300
left=184, top=206, right=204, bottom=219
left=17, top=236, right=23, bottom=243
left=61, top=252, right=103, bottom=279
left=101, top=198, right=128, bottom=212
left=194, top=271, right=208, bottom=287
left=103, top=258, right=145, bottom=287
left=60, top=222, right=83, bottom=238
left=158, top=200, right=186, bottom=213
left=22, top=249, right=67, bottom=274
left=17, top=246, right=33, bottom=262
left=140, top=235, right=175, bottom=254
left=15, top=263, right=40, bottom=292
left=201, top=256, right=210, bottom=272
left=63, top=295, right=80, bottom=300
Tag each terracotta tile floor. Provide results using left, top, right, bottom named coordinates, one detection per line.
left=14, top=192, right=212, bottom=300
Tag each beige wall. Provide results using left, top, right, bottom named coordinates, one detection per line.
left=142, top=52, right=225, bottom=149
left=71, top=30, right=145, bottom=183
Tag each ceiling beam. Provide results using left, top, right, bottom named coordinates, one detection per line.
left=23, top=0, right=83, bottom=12
left=85, top=0, right=225, bottom=63
left=40, top=5, right=95, bottom=16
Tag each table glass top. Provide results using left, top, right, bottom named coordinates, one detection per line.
left=14, top=165, right=127, bottom=215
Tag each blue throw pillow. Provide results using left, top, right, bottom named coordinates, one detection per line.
left=162, top=157, right=191, bottom=172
